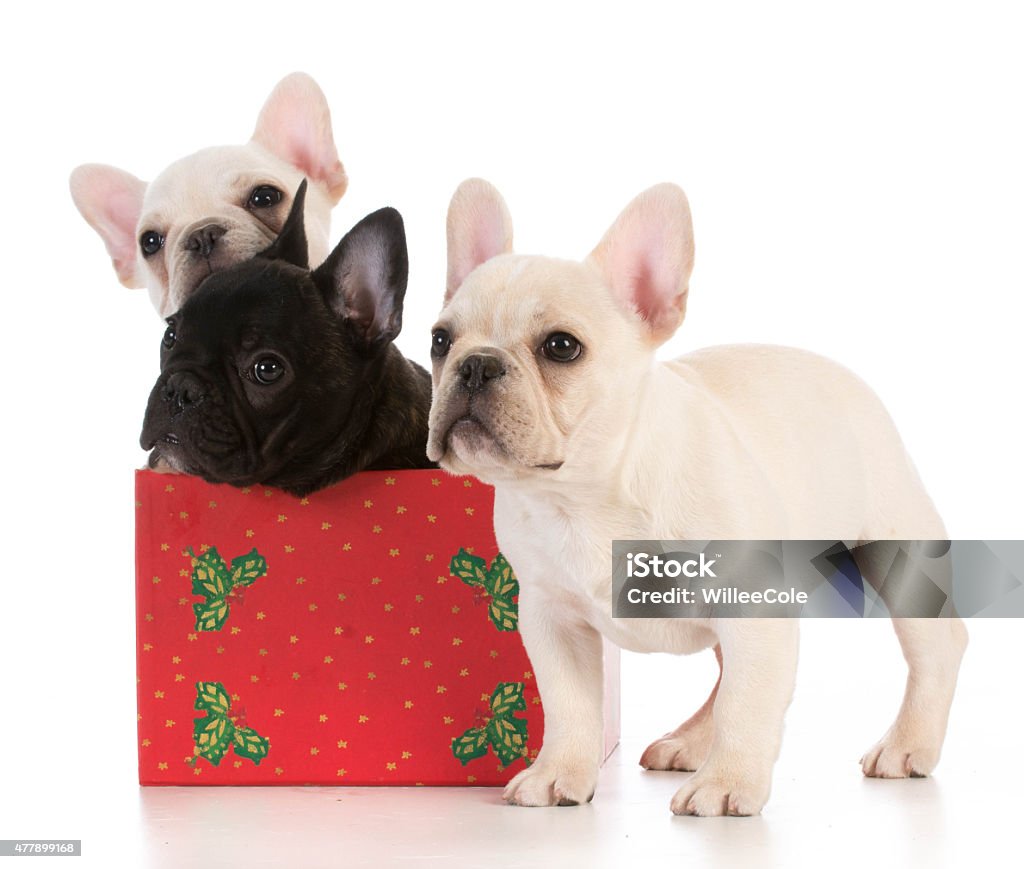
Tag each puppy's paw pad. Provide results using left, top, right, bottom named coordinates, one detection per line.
left=640, top=729, right=712, bottom=772
left=670, top=776, right=766, bottom=817
left=861, top=739, right=939, bottom=779
left=502, top=762, right=596, bottom=808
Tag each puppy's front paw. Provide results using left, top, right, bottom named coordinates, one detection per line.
left=670, top=770, right=769, bottom=817
left=502, top=756, right=598, bottom=807
left=640, top=722, right=713, bottom=772
left=861, top=731, right=940, bottom=779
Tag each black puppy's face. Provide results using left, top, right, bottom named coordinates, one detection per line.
left=140, top=180, right=409, bottom=491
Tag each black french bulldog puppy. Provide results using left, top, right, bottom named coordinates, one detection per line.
left=140, top=180, right=434, bottom=496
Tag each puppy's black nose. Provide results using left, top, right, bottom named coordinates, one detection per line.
left=185, top=224, right=226, bottom=258
left=163, top=371, right=207, bottom=414
left=458, top=354, right=505, bottom=392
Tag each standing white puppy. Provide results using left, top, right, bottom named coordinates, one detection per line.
left=426, top=179, right=967, bottom=815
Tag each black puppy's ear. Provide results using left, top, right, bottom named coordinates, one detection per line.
left=259, top=179, right=309, bottom=268
left=313, top=207, right=409, bottom=351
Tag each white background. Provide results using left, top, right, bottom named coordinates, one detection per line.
left=1, top=1, right=1022, bottom=867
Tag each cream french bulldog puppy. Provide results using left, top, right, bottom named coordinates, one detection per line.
left=427, top=178, right=968, bottom=815
left=70, top=72, right=347, bottom=317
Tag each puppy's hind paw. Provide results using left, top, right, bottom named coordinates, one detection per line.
left=861, top=734, right=939, bottom=779
left=640, top=727, right=712, bottom=772
left=502, top=759, right=597, bottom=807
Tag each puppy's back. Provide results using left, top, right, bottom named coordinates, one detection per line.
left=662, top=344, right=943, bottom=539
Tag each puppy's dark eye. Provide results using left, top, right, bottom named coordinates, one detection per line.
left=162, top=324, right=176, bottom=349
left=253, top=356, right=285, bottom=384
left=140, top=230, right=165, bottom=256
left=431, top=328, right=452, bottom=359
left=248, top=185, right=283, bottom=210
left=541, top=332, right=582, bottom=363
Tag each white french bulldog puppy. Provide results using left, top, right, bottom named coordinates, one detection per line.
left=427, top=178, right=968, bottom=815
left=70, top=72, right=347, bottom=317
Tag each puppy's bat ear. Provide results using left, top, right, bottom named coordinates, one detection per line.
left=259, top=180, right=309, bottom=268
left=69, top=164, right=148, bottom=288
left=445, top=178, right=513, bottom=301
left=313, top=207, right=409, bottom=352
left=251, top=72, right=348, bottom=203
left=586, top=183, right=694, bottom=345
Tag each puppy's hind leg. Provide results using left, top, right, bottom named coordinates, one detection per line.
left=640, top=645, right=721, bottom=772
left=862, top=616, right=968, bottom=778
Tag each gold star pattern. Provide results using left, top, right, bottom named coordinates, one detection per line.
left=295, top=576, right=307, bottom=585
left=388, top=548, right=400, bottom=557
left=336, top=769, right=347, bottom=777
left=363, top=500, right=373, bottom=508
left=337, top=682, right=348, bottom=691
left=426, top=514, right=437, bottom=523
left=142, top=738, right=151, bottom=747
left=323, top=655, right=333, bottom=664
left=310, top=747, right=319, bottom=756
left=321, top=522, right=332, bottom=531
left=256, top=611, right=266, bottom=620
left=404, top=700, right=414, bottom=709
left=158, top=762, right=168, bottom=771
left=384, top=477, right=396, bottom=486
left=386, top=762, right=397, bottom=771
left=337, top=739, right=348, bottom=749
left=273, top=709, right=284, bottom=717
left=396, top=505, right=407, bottom=514
left=319, top=714, right=328, bottom=723
left=160, top=543, right=169, bottom=551
left=245, top=529, right=254, bottom=538
left=154, top=690, right=165, bottom=699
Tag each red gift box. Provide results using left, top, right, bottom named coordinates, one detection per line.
left=134, top=469, right=619, bottom=785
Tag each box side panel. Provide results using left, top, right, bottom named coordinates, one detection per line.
left=135, top=470, right=545, bottom=786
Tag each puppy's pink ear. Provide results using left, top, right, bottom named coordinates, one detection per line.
left=445, top=178, right=514, bottom=301
left=69, top=164, right=147, bottom=289
left=586, top=184, right=694, bottom=344
left=252, top=72, right=348, bottom=203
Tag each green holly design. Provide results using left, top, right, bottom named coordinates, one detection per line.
left=449, top=549, right=519, bottom=631
left=451, top=681, right=529, bottom=767
left=191, top=681, right=270, bottom=767
left=187, top=546, right=268, bottom=632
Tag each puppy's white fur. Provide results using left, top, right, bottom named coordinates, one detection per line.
left=70, top=72, right=347, bottom=316
left=428, top=179, right=968, bottom=815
